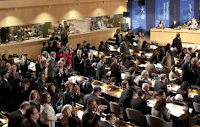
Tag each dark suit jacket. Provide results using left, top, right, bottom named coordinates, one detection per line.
left=120, top=41, right=130, bottom=55
left=34, top=79, right=46, bottom=96
left=81, top=109, right=100, bottom=127
left=73, top=55, right=84, bottom=75
left=21, top=118, right=39, bottom=127
left=126, top=34, right=135, bottom=43
left=154, top=80, right=168, bottom=95
left=111, top=63, right=121, bottom=84
left=61, top=34, right=68, bottom=46
left=0, top=79, right=12, bottom=111
left=114, top=34, right=122, bottom=46
left=150, top=54, right=159, bottom=63
left=55, top=67, right=69, bottom=89
left=130, top=97, right=149, bottom=115
left=83, top=93, right=101, bottom=109
left=49, top=36, right=60, bottom=42
left=96, top=61, right=107, bottom=80
left=99, top=121, right=113, bottom=127
left=84, top=58, right=95, bottom=76
left=8, top=110, right=25, bottom=127
left=172, top=37, right=182, bottom=54
left=182, top=62, right=195, bottom=84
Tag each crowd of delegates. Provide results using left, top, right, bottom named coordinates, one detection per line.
left=0, top=28, right=200, bottom=127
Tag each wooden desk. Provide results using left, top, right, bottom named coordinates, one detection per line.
left=147, top=99, right=189, bottom=118
left=150, top=28, right=200, bottom=45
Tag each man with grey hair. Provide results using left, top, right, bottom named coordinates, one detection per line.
left=154, top=73, right=168, bottom=95
left=8, top=101, right=30, bottom=127
left=84, top=52, right=97, bottom=77
left=48, top=51, right=57, bottom=82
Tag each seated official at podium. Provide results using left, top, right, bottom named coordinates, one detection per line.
left=189, top=18, right=198, bottom=29
left=157, top=19, right=165, bottom=29
left=186, top=19, right=192, bottom=26
left=170, top=20, right=179, bottom=29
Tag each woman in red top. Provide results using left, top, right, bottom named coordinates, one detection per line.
left=65, top=49, right=73, bottom=69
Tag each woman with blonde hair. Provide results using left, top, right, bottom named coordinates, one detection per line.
left=29, top=90, right=40, bottom=103
left=60, top=104, right=80, bottom=127
left=134, top=70, right=152, bottom=87
left=29, top=90, right=40, bottom=110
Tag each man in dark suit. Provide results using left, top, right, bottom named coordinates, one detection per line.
left=114, top=29, right=122, bottom=46
left=73, top=49, right=85, bottom=75
left=120, top=37, right=130, bottom=56
left=55, top=60, right=69, bottom=90
left=84, top=52, right=97, bottom=77
left=49, top=32, right=60, bottom=42
left=60, top=30, right=69, bottom=46
left=150, top=49, right=159, bottom=63
left=83, top=87, right=101, bottom=109
left=81, top=99, right=105, bottom=127
left=96, top=55, right=107, bottom=80
left=99, top=114, right=116, bottom=127
left=154, top=74, right=168, bottom=95
left=172, top=33, right=182, bottom=54
left=130, top=90, right=149, bottom=115
left=0, top=70, right=12, bottom=111
left=126, top=29, right=135, bottom=44
left=34, top=72, right=46, bottom=96
left=48, top=51, right=57, bottom=82
left=8, top=101, right=30, bottom=127
left=21, top=106, right=39, bottom=127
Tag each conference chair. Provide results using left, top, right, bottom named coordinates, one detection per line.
left=146, top=115, right=173, bottom=127
left=98, top=96, right=110, bottom=113
left=125, top=108, right=147, bottom=127
left=193, top=102, right=200, bottom=113
left=109, top=102, right=120, bottom=117
left=188, top=116, right=198, bottom=127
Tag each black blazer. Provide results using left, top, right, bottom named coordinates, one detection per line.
left=81, top=109, right=101, bottom=127
left=114, top=34, right=122, bottom=46
left=130, top=97, right=149, bottom=115
left=73, top=55, right=84, bottom=74
left=61, top=34, right=68, bottom=46
left=49, top=36, right=60, bottom=42
left=8, top=110, right=25, bottom=127
left=0, top=79, right=12, bottom=111
left=84, top=58, right=95, bottom=76
left=34, top=79, right=46, bottom=96
left=21, top=118, right=39, bottom=127
left=99, top=121, right=113, bottom=127
left=172, top=37, right=182, bottom=54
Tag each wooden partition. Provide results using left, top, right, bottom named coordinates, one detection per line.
left=150, top=28, right=200, bottom=45
left=0, top=0, right=127, bottom=27
left=0, top=28, right=118, bottom=60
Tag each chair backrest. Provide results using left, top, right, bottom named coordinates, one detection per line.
left=146, top=115, right=173, bottom=127
left=193, top=102, right=200, bottom=113
left=109, top=102, right=120, bottom=117
left=126, top=108, right=147, bottom=127
left=188, top=116, right=198, bottom=127
left=98, top=96, right=110, bottom=113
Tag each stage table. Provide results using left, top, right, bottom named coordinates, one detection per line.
left=150, top=28, right=200, bottom=45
